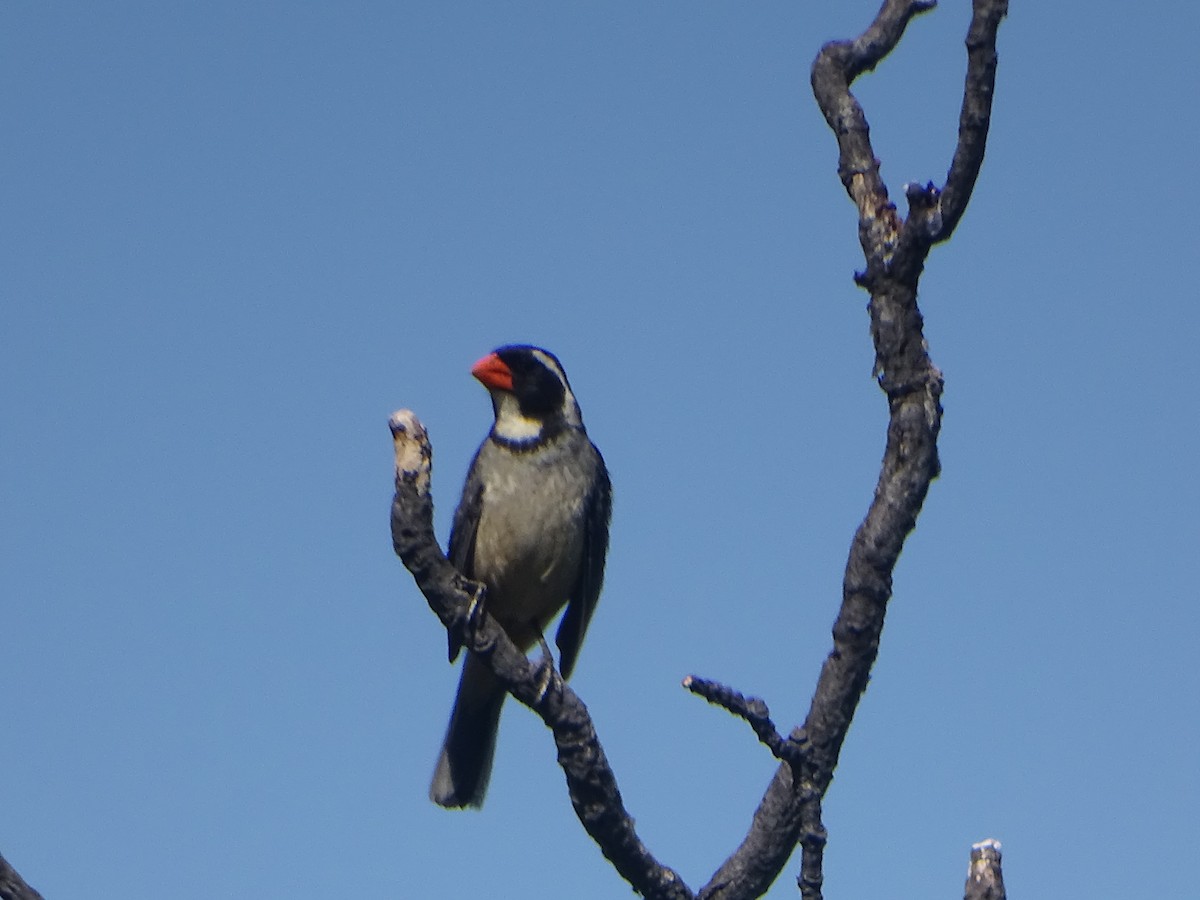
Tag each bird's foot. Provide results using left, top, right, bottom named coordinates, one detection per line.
left=447, top=581, right=488, bottom=663
left=532, top=633, right=561, bottom=705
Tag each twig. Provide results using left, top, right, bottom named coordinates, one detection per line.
left=797, top=791, right=826, bottom=900
left=682, top=676, right=805, bottom=768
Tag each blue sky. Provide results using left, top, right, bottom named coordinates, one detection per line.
left=2, top=2, right=1197, bottom=897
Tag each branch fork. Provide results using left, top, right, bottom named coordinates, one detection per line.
left=391, top=1, right=1008, bottom=896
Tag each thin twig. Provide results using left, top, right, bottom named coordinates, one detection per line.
left=797, top=791, right=826, bottom=900
left=683, top=676, right=805, bottom=768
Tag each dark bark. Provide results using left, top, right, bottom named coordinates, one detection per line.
left=964, top=840, right=1006, bottom=900
left=0, top=852, right=45, bottom=900
left=683, top=676, right=804, bottom=769
left=698, top=2, right=1008, bottom=898
left=390, top=0, right=1008, bottom=896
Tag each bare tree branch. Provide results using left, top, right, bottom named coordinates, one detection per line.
left=938, top=1, right=1009, bottom=240
left=696, top=3, right=1007, bottom=898
left=810, top=0, right=936, bottom=281
left=388, top=411, right=693, bottom=900
left=964, top=839, right=1007, bottom=900
left=0, top=852, right=45, bottom=900
left=683, top=676, right=804, bottom=768
left=392, top=1, right=1006, bottom=896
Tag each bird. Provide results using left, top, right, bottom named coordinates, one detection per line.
left=429, top=344, right=612, bottom=809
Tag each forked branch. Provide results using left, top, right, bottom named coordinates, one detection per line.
left=697, top=2, right=1007, bottom=898
left=391, top=1, right=1007, bottom=897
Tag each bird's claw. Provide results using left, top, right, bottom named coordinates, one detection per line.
left=532, top=633, right=561, bottom=705
left=447, top=581, right=488, bottom=663
left=466, top=582, right=487, bottom=632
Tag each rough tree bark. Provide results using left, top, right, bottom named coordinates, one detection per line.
left=391, top=1, right=1009, bottom=898
left=0, top=4, right=1011, bottom=899
left=0, top=852, right=45, bottom=900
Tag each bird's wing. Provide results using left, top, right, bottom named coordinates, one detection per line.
left=445, top=448, right=486, bottom=663
left=556, top=452, right=612, bottom=680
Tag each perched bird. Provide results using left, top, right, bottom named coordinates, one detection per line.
left=430, top=345, right=612, bottom=809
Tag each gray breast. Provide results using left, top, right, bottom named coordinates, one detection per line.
left=471, top=433, right=597, bottom=645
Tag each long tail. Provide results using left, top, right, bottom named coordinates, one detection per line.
left=429, top=653, right=506, bottom=808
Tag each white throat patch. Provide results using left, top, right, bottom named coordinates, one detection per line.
left=487, top=347, right=584, bottom=443
left=490, top=390, right=545, bottom=442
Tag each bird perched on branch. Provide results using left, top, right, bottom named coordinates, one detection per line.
left=430, top=344, right=612, bottom=809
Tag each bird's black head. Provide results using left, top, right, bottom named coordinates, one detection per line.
left=472, top=345, right=583, bottom=445
left=494, top=345, right=570, bottom=419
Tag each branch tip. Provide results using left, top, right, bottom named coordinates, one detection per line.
left=684, top=676, right=804, bottom=768
left=964, top=838, right=1006, bottom=900
left=389, top=408, right=432, bottom=497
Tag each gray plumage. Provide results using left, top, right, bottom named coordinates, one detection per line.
left=430, top=345, right=611, bottom=809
